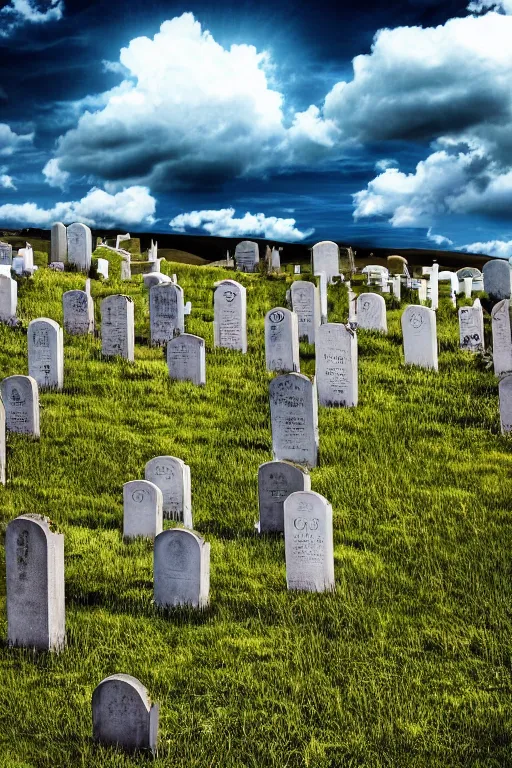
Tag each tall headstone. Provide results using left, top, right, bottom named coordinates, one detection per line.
left=63, top=290, right=94, bottom=335
left=484, top=260, right=511, bottom=303
left=1, top=375, right=39, bottom=437
left=459, top=301, right=484, bottom=352
left=92, top=675, right=159, bottom=752
left=123, top=480, right=163, bottom=539
left=115, top=233, right=130, bottom=250
left=491, top=299, right=512, bottom=376
left=316, top=323, right=358, bottom=407
left=284, top=491, right=335, bottom=592
left=418, top=280, right=428, bottom=303
left=67, top=223, right=92, bottom=272
left=401, top=306, right=438, bottom=370
left=0, top=275, right=17, bottom=322
left=28, top=318, right=64, bottom=390
left=294, top=265, right=301, bottom=275
left=0, top=398, right=5, bottom=485
left=290, top=281, right=320, bottom=343
left=97, top=258, right=109, bottom=280
left=265, top=307, right=300, bottom=373
left=235, top=241, right=259, bottom=273
left=154, top=529, right=210, bottom=609
left=167, top=334, right=206, bottom=386
left=356, top=293, right=387, bottom=333
left=463, top=277, right=473, bottom=298
left=499, top=374, right=512, bottom=434
left=347, top=283, right=357, bottom=323
left=213, top=279, right=247, bottom=353
left=269, top=373, right=318, bottom=468
left=101, top=295, right=135, bottom=361
left=18, top=243, right=34, bottom=272
left=145, top=456, right=192, bottom=526
left=150, top=283, right=185, bottom=345
left=6, top=514, right=65, bottom=650
left=258, top=461, right=310, bottom=533
left=271, top=248, right=281, bottom=270
left=318, top=272, right=328, bottom=323
left=430, top=263, right=439, bottom=311
left=51, top=222, right=67, bottom=263
left=392, top=275, right=401, bottom=301
left=121, top=254, right=131, bottom=280
left=312, top=241, right=339, bottom=281
left=0, top=241, right=12, bottom=265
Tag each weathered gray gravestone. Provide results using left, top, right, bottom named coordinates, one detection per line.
left=483, top=259, right=511, bottom=303
left=63, top=290, right=94, bottom=335
left=28, top=318, right=64, bottom=390
left=145, top=456, right=192, bottom=526
left=6, top=514, right=65, bottom=650
left=290, top=281, right=320, bottom=343
left=269, top=373, right=319, bottom=468
left=123, top=480, right=163, bottom=539
left=167, top=334, right=206, bottom=385
left=1, top=375, right=40, bottom=436
left=235, top=241, right=259, bottom=273
left=316, top=323, right=358, bottom=407
left=459, top=302, right=484, bottom=352
left=154, top=528, right=210, bottom=608
left=258, top=461, right=310, bottom=533
left=143, top=272, right=171, bottom=289
left=265, top=307, right=300, bottom=373
left=0, top=398, right=5, bottom=484
left=0, top=241, right=12, bottom=265
left=356, top=293, right=387, bottom=333
left=121, top=254, right=131, bottom=280
left=67, top=222, right=92, bottom=272
left=491, top=299, right=512, bottom=376
left=499, top=374, right=512, bottom=434
left=92, top=674, right=159, bottom=752
left=401, top=305, right=438, bottom=370
left=284, top=491, right=335, bottom=592
left=312, top=241, right=339, bottom=281
left=51, top=222, right=67, bottom=263
left=101, top=295, right=135, bottom=361
left=213, top=279, right=247, bottom=353
left=150, top=283, right=185, bottom=345
left=0, top=275, right=17, bottom=322
left=271, top=248, right=281, bottom=270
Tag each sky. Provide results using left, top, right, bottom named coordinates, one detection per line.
left=2, top=0, right=512, bottom=256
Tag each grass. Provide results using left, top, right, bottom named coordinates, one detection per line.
left=0, top=259, right=510, bottom=767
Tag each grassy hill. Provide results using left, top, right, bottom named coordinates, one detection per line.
left=0, top=259, right=510, bottom=767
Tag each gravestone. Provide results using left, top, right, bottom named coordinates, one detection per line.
left=121, top=254, right=131, bottom=280
left=491, top=299, right=512, bottom=376
left=154, top=528, right=210, bottom=608
left=0, top=399, right=5, bottom=484
left=318, top=272, right=328, bottom=323
left=67, top=223, right=92, bottom=272
left=92, top=674, right=159, bottom=752
left=347, top=283, right=357, bottom=323
left=284, top=491, right=335, bottom=592
left=418, top=279, right=428, bottom=303
left=235, top=241, right=259, bottom=273
left=356, top=293, right=387, bottom=333
left=0, top=241, right=12, bottom=265
left=392, top=275, right=401, bottom=301
left=115, top=233, right=130, bottom=250
left=430, top=263, right=439, bottom=311
left=459, top=302, right=484, bottom=352
left=294, top=265, right=301, bottom=275
left=258, top=461, right=310, bottom=533
left=150, top=283, right=185, bottom=345
left=97, top=258, right=109, bottom=280
left=49, top=262, right=65, bottom=272
left=463, top=277, right=473, bottom=298
left=63, top=290, right=94, bottom=335
left=312, top=241, right=339, bottom=281
left=401, top=306, right=438, bottom=370
left=145, top=456, right=192, bottom=526
left=28, top=318, right=64, bottom=390
left=184, top=301, right=192, bottom=315
left=51, top=222, right=67, bottom=263
left=499, top=374, right=512, bottom=434
left=123, top=480, right=163, bottom=539
left=290, top=281, right=320, bottom=343
left=271, top=248, right=281, bottom=270
left=143, top=272, right=171, bottom=289
left=167, top=334, right=206, bottom=386
left=101, top=295, right=135, bottom=361
left=213, top=279, right=247, bottom=353
left=0, top=265, right=10, bottom=278
left=18, top=244, right=34, bottom=272
left=11, top=256, right=24, bottom=275
left=316, top=323, right=358, bottom=407
left=6, top=514, right=65, bottom=650
left=1, top=375, right=39, bottom=437
left=269, top=373, right=319, bottom=468
left=265, top=307, right=300, bottom=373
left=0, top=275, right=16, bottom=322
left=483, top=260, right=511, bottom=303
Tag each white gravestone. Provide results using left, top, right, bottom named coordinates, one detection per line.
left=484, top=260, right=511, bottom=303
left=235, top=240, right=259, bottom=273
left=115, top=233, right=130, bottom=250
left=312, top=241, right=339, bottom=281
left=499, top=374, right=512, bottom=434
left=392, top=275, right=401, bottom=301
left=154, top=528, right=210, bottom=609
left=491, top=299, right=512, bottom=376
left=63, top=290, right=94, bottom=335
left=418, top=279, right=428, bottom=303
left=97, top=258, right=109, bottom=280
left=213, top=280, right=247, bottom=353
left=258, top=461, right=310, bottom=533
left=12, top=256, right=24, bottom=276
left=28, top=318, right=64, bottom=390
left=51, top=222, right=67, bottom=263
left=347, top=283, right=357, bottom=323
left=67, top=223, right=92, bottom=272
left=459, top=302, right=484, bottom=352
left=0, top=241, right=12, bottom=265
left=290, top=281, right=320, bottom=343
left=269, top=373, right=319, bottom=468
left=123, top=480, right=163, bottom=540
left=92, top=674, right=159, bottom=753
left=356, top=293, right=387, bottom=333
left=318, top=272, right=328, bottom=323
left=284, top=491, right=335, bottom=592
left=143, top=272, right=171, bottom=289
left=1, top=375, right=39, bottom=437
left=294, top=265, right=301, bottom=275
left=18, top=243, right=34, bottom=272
left=430, top=263, right=439, bottom=311
left=271, top=248, right=281, bottom=270
left=167, top=334, right=206, bottom=386
left=401, top=306, right=438, bottom=370
left=463, top=277, right=473, bottom=298
left=316, top=323, right=358, bottom=407
left=0, top=275, right=17, bottom=322
left=6, top=514, right=65, bottom=650
left=184, top=301, right=192, bottom=315
left=150, top=283, right=185, bottom=345
left=265, top=307, right=300, bottom=373
left=0, top=399, right=5, bottom=485
left=145, top=456, right=192, bottom=526
left=101, top=295, right=135, bottom=361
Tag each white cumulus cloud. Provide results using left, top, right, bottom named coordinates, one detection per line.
left=0, top=123, right=33, bottom=156
left=169, top=208, right=314, bottom=241
left=426, top=228, right=454, bottom=247
left=467, top=1, right=512, bottom=13
left=459, top=238, right=512, bottom=257
left=0, top=173, right=16, bottom=190
left=0, top=0, right=63, bottom=37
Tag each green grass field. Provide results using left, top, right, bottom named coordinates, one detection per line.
left=0, top=259, right=510, bottom=767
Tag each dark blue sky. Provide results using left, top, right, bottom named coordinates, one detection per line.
left=2, top=0, right=512, bottom=256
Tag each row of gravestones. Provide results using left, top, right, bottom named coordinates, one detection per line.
left=50, top=222, right=92, bottom=271
left=234, top=240, right=344, bottom=284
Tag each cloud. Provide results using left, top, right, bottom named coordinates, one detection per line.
left=42, top=158, right=70, bottom=189
left=0, top=185, right=156, bottom=228
left=426, top=228, right=453, bottom=247
left=169, top=208, right=314, bottom=241
left=0, top=172, right=16, bottom=190
left=0, top=123, right=33, bottom=157
left=0, top=0, right=64, bottom=37
left=459, top=238, right=512, bottom=257
left=467, top=1, right=512, bottom=13
left=375, top=158, right=399, bottom=172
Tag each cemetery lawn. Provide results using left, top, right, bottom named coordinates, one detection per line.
left=0, top=262, right=511, bottom=768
